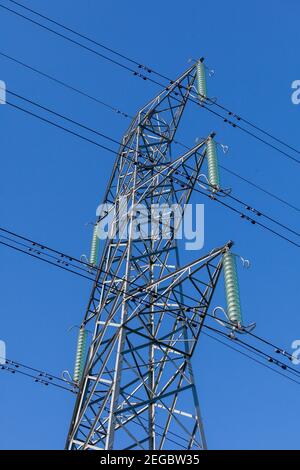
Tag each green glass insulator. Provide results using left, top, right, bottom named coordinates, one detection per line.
left=90, top=224, right=99, bottom=265
left=223, top=251, right=243, bottom=326
left=73, top=327, right=87, bottom=383
left=206, top=138, right=220, bottom=188
left=196, top=61, right=207, bottom=102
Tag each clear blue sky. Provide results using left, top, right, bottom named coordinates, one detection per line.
left=0, top=0, right=300, bottom=450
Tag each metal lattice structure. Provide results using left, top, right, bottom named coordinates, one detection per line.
left=66, top=64, right=231, bottom=450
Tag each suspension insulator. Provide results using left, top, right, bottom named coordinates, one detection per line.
left=90, top=223, right=99, bottom=265
left=73, top=327, right=87, bottom=383
left=196, top=60, right=207, bottom=102
left=206, top=137, right=220, bottom=189
left=223, top=251, right=243, bottom=326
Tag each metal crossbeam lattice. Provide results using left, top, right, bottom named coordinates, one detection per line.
left=66, top=64, right=229, bottom=450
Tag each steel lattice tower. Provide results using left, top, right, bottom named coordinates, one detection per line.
left=66, top=63, right=231, bottom=450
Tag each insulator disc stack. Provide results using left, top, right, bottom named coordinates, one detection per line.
left=223, top=251, right=243, bottom=326
left=206, top=137, right=221, bottom=189
left=90, top=224, right=99, bottom=265
left=73, top=327, right=87, bottom=383
left=196, top=60, right=207, bottom=102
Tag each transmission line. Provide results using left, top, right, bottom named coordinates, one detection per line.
left=7, top=86, right=300, bottom=241
left=4, top=86, right=300, bottom=249
left=5, top=0, right=300, bottom=156
left=2, top=50, right=299, bottom=215
left=194, top=188, right=300, bottom=248
left=202, top=330, right=300, bottom=387
left=2, top=326, right=300, bottom=402
left=1, top=3, right=299, bottom=446
left=173, top=163, right=300, bottom=239
left=0, top=359, right=199, bottom=449
left=174, top=140, right=300, bottom=214
left=7, top=84, right=300, bottom=241
left=6, top=99, right=118, bottom=154
left=1, top=358, right=75, bottom=393
left=6, top=87, right=125, bottom=149
left=202, top=324, right=300, bottom=381
left=2, top=0, right=300, bottom=165
left=0, top=50, right=131, bottom=118
left=171, top=175, right=300, bottom=249
left=3, top=224, right=300, bottom=422
left=2, top=331, right=299, bottom=450
left=0, top=224, right=297, bottom=375
left=0, top=236, right=98, bottom=283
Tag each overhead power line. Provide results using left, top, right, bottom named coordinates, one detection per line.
left=1, top=357, right=76, bottom=393
left=202, top=324, right=299, bottom=378
left=6, top=99, right=118, bottom=154
left=6, top=86, right=300, bottom=244
left=0, top=227, right=99, bottom=283
left=3, top=224, right=300, bottom=428
left=0, top=50, right=132, bottom=118
left=1, top=2, right=299, bottom=447
left=2, top=326, right=300, bottom=401
left=202, top=330, right=300, bottom=387
left=0, top=224, right=297, bottom=373
left=6, top=87, right=124, bottom=149
left=4, top=88, right=299, bottom=249
left=4, top=0, right=300, bottom=156
left=175, top=140, right=300, bottom=214
left=2, top=0, right=300, bottom=166
left=173, top=163, right=300, bottom=239
left=1, top=49, right=299, bottom=214
left=188, top=183, right=300, bottom=249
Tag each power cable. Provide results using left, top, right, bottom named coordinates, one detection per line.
left=1, top=48, right=298, bottom=214
left=0, top=50, right=132, bottom=118
left=202, top=330, right=300, bottom=387
left=2, top=1, right=300, bottom=165
left=203, top=325, right=298, bottom=376
left=1, top=358, right=75, bottom=393
left=4, top=89, right=299, bottom=249
left=0, top=224, right=297, bottom=374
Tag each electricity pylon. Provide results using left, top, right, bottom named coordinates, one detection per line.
left=66, top=63, right=230, bottom=450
